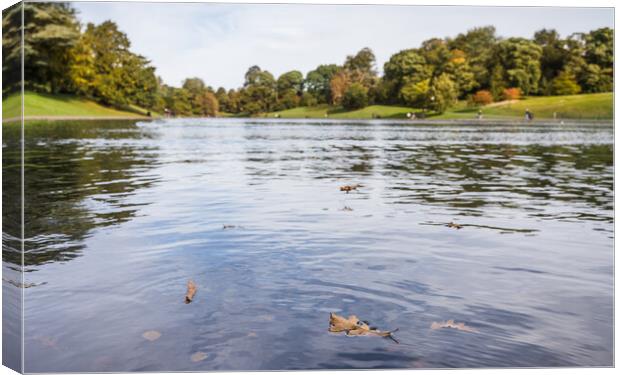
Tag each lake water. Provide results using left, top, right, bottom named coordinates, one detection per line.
left=2, top=118, right=614, bottom=371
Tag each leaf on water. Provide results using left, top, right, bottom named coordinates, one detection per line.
left=190, top=352, right=208, bottom=362
left=341, top=206, right=354, bottom=211
left=142, top=330, right=161, bottom=341
left=329, top=313, right=399, bottom=343
left=340, top=184, right=363, bottom=193
left=185, top=280, right=197, bottom=304
left=223, top=224, right=245, bottom=230
left=447, top=222, right=463, bottom=229
left=247, top=331, right=258, bottom=338
left=430, top=319, right=478, bottom=333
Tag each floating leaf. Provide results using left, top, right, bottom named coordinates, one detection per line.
left=341, top=206, right=354, bottom=211
left=247, top=331, right=257, bottom=338
left=142, top=330, right=161, bottom=341
left=430, top=319, right=478, bottom=333
left=190, top=352, right=208, bottom=362
left=340, top=184, right=363, bottom=193
left=185, top=280, right=197, bottom=304
left=447, top=222, right=463, bottom=229
left=328, top=313, right=399, bottom=343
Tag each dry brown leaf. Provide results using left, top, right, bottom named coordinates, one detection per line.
left=142, top=330, right=161, bottom=341
left=190, top=352, right=208, bottom=362
left=340, top=184, right=363, bottom=193
left=329, top=313, right=399, bottom=343
left=185, top=280, right=197, bottom=304
left=447, top=222, right=463, bottom=229
left=430, top=319, right=478, bottom=333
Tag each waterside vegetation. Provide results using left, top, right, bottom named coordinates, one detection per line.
left=2, top=2, right=614, bottom=121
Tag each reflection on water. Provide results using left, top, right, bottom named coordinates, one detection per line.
left=3, top=119, right=612, bottom=371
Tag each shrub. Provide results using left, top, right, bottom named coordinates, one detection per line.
left=471, top=90, right=493, bottom=105
left=503, top=87, right=522, bottom=100
left=342, top=83, right=369, bottom=110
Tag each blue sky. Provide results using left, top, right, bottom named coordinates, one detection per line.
left=72, top=2, right=614, bottom=89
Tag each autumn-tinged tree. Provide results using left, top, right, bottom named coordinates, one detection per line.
left=471, top=90, right=493, bottom=105
left=330, top=71, right=350, bottom=105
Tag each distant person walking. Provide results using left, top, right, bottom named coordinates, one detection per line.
left=525, top=109, right=533, bottom=121
left=477, top=109, right=483, bottom=120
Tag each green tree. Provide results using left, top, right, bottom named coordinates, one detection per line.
left=240, top=66, right=276, bottom=114
left=584, top=27, right=613, bottom=69
left=579, top=64, right=612, bottom=93
left=534, top=28, right=569, bottom=94
left=444, top=49, right=478, bottom=97
left=215, top=87, right=230, bottom=112
left=552, top=70, right=581, bottom=95
left=305, top=64, right=340, bottom=104
left=429, top=74, right=457, bottom=114
left=277, top=70, right=303, bottom=94
left=448, top=26, right=497, bottom=89
left=300, top=92, right=318, bottom=107
left=276, top=70, right=303, bottom=109
left=491, top=38, right=543, bottom=95
left=383, top=49, right=431, bottom=103
left=2, top=3, right=23, bottom=94
left=20, top=2, right=80, bottom=93
left=399, top=79, right=430, bottom=108
left=342, top=82, right=368, bottom=110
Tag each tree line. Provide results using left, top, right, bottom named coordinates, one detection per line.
left=2, top=2, right=613, bottom=116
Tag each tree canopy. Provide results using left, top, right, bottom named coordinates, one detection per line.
left=2, top=3, right=614, bottom=117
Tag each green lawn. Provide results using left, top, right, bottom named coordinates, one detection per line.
left=2, top=91, right=150, bottom=119
left=271, top=104, right=416, bottom=119
left=268, top=93, right=612, bottom=120
left=436, top=92, right=613, bottom=120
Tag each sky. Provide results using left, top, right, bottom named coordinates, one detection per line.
left=72, top=1, right=614, bottom=89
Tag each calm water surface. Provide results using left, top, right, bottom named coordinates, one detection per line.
left=3, top=119, right=614, bottom=371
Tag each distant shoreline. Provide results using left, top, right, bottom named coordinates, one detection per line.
left=2, top=115, right=151, bottom=123
left=3, top=116, right=612, bottom=126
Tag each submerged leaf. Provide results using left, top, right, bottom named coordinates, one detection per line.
left=190, top=352, right=208, bottom=362
left=430, top=319, right=478, bottom=333
left=142, top=330, right=161, bottom=341
left=185, top=280, right=197, bottom=304
left=328, top=313, right=399, bottom=343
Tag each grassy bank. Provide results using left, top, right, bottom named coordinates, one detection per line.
left=269, top=93, right=612, bottom=120
left=437, top=92, right=613, bottom=120
left=2, top=91, right=152, bottom=120
left=270, top=104, right=416, bottom=119
left=3, top=92, right=612, bottom=122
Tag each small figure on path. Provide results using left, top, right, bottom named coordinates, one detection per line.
left=525, top=109, right=533, bottom=121
left=477, top=109, right=483, bottom=120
